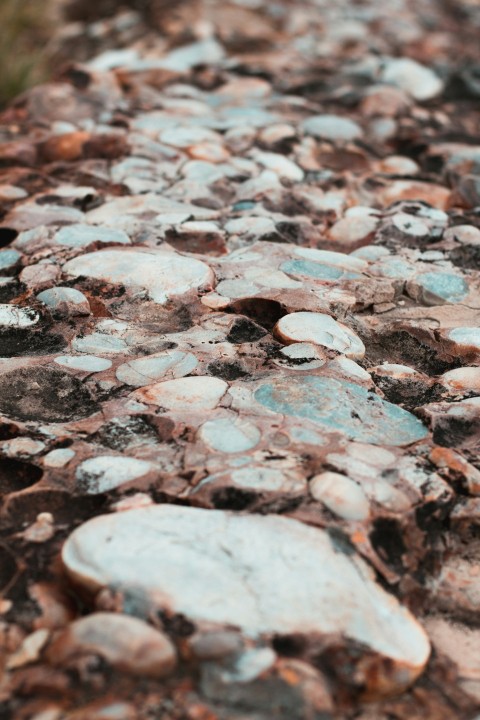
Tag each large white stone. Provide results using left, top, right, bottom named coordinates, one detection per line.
left=63, top=506, right=430, bottom=690
left=274, top=312, right=365, bottom=360
left=63, top=249, right=215, bottom=304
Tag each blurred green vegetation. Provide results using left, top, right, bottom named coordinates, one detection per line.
left=0, top=0, right=53, bottom=108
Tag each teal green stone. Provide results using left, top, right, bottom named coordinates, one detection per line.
left=418, top=272, right=468, bottom=303
left=281, top=259, right=344, bottom=280
left=254, top=376, right=428, bottom=446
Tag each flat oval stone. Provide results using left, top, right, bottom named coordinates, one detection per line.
left=254, top=376, right=428, bottom=446
left=116, top=351, right=198, bottom=387
left=54, top=355, right=112, bottom=372
left=63, top=249, right=215, bottom=305
left=199, top=417, right=261, bottom=453
left=274, top=312, right=365, bottom=360
left=310, top=472, right=370, bottom=521
left=43, top=448, right=76, bottom=468
left=47, top=613, right=177, bottom=678
left=294, top=247, right=368, bottom=272
left=76, top=456, right=153, bottom=494
left=302, top=115, right=362, bottom=141
left=72, top=333, right=128, bottom=354
left=62, top=505, right=430, bottom=692
left=133, top=376, right=228, bottom=411
left=281, top=259, right=344, bottom=281
left=54, top=224, right=131, bottom=247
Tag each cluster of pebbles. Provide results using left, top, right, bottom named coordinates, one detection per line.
left=0, top=0, right=480, bottom=717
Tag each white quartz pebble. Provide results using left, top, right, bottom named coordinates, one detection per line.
left=310, top=472, right=370, bottom=521
left=274, top=312, right=365, bottom=360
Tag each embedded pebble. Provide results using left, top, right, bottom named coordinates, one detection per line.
left=43, top=448, right=76, bottom=468
left=54, top=225, right=130, bottom=247
left=254, top=376, right=428, bottom=446
left=199, top=417, right=261, bottom=453
left=440, top=367, right=480, bottom=393
left=448, top=328, right=480, bottom=352
left=0, top=249, right=21, bottom=271
left=37, top=287, right=90, bottom=315
left=302, top=115, right=363, bottom=141
left=381, top=58, right=444, bottom=100
left=328, top=215, right=379, bottom=248
left=62, top=505, right=430, bottom=690
left=392, top=213, right=430, bottom=237
left=116, top=351, right=198, bottom=387
left=294, top=247, right=368, bottom=272
left=408, top=272, right=469, bottom=305
left=75, top=456, right=153, bottom=494
left=54, top=355, right=112, bottom=372
left=274, top=312, right=365, bottom=360
left=252, top=151, right=304, bottom=181
left=444, top=225, right=480, bottom=246
left=133, top=376, right=228, bottom=411
left=47, top=613, right=177, bottom=678
left=309, top=472, right=370, bottom=521
left=72, top=333, right=128, bottom=354
left=64, top=249, right=215, bottom=304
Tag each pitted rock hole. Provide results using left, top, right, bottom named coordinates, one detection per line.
left=0, top=459, right=43, bottom=495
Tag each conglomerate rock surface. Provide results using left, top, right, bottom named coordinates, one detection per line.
left=0, top=0, right=480, bottom=718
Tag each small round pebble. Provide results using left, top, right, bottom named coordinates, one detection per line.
left=43, top=448, right=76, bottom=468
left=47, top=613, right=177, bottom=678
left=310, top=472, right=370, bottom=521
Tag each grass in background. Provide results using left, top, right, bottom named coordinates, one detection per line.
left=0, top=0, right=53, bottom=108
